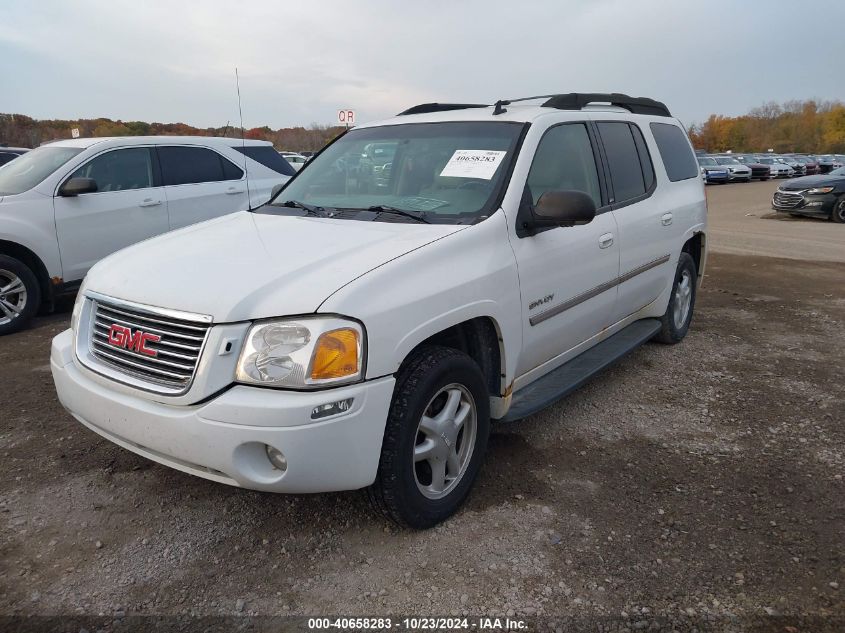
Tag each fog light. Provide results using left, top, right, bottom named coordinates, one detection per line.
left=311, top=398, right=354, bottom=420
left=265, top=445, right=287, bottom=471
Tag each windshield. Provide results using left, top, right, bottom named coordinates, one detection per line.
left=265, top=121, right=524, bottom=223
left=698, top=157, right=717, bottom=166
left=831, top=166, right=845, bottom=176
left=0, top=146, right=83, bottom=195
left=758, top=157, right=776, bottom=164
left=715, top=157, right=739, bottom=165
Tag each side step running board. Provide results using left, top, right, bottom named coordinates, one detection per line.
left=499, top=318, right=661, bottom=423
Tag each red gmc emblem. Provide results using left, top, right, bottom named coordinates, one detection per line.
left=107, top=324, right=161, bottom=357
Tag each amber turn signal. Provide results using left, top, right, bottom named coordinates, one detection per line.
left=310, top=328, right=360, bottom=380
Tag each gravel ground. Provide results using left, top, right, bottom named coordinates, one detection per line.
left=1, top=191, right=844, bottom=631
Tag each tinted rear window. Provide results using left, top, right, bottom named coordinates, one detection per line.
left=159, top=146, right=221, bottom=185
left=233, top=146, right=295, bottom=176
left=597, top=122, right=646, bottom=203
left=649, top=122, right=699, bottom=182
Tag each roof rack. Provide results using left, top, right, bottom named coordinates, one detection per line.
left=541, top=93, right=671, bottom=117
left=398, top=103, right=488, bottom=116
left=398, top=93, right=672, bottom=118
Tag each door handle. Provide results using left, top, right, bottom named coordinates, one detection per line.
left=599, top=233, right=614, bottom=249
left=226, top=187, right=245, bottom=195
left=661, top=213, right=673, bottom=226
left=139, top=198, right=162, bottom=208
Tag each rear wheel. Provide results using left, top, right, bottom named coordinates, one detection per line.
left=0, top=255, right=41, bottom=336
left=654, top=252, right=697, bottom=345
left=832, top=196, right=845, bottom=224
left=367, top=346, right=490, bottom=529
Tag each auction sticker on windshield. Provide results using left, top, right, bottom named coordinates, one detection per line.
left=439, top=150, right=507, bottom=180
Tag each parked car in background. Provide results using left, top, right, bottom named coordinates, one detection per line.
left=756, top=156, right=794, bottom=178
left=815, top=155, right=842, bottom=174
left=733, top=155, right=771, bottom=180
left=0, top=136, right=292, bottom=334
left=0, top=146, right=29, bottom=167
left=790, top=155, right=819, bottom=175
left=771, top=166, right=845, bottom=222
left=279, top=151, right=308, bottom=171
left=712, top=156, right=751, bottom=182
left=777, top=155, right=806, bottom=176
left=697, top=156, right=730, bottom=184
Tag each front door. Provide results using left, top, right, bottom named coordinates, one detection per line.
left=54, top=147, right=169, bottom=282
left=509, top=122, right=620, bottom=377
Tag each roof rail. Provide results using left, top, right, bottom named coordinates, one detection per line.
left=542, top=93, right=671, bottom=117
left=398, top=93, right=672, bottom=118
left=398, top=103, right=488, bottom=116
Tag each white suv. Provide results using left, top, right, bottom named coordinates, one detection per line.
left=0, top=136, right=293, bottom=334
left=51, top=93, right=707, bottom=528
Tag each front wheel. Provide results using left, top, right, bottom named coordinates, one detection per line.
left=0, top=255, right=41, bottom=336
left=654, top=252, right=697, bottom=345
left=832, top=196, right=845, bottom=224
left=366, top=346, right=490, bottom=529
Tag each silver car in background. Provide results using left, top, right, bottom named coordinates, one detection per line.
left=712, top=156, right=752, bottom=182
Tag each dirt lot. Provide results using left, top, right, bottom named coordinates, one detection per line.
left=1, top=185, right=844, bottom=631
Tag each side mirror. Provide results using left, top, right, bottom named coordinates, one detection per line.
left=59, top=177, right=98, bottom=197
left=523, top=190, right=596, bottom=234
left=270, top=183, right=285, bottom=200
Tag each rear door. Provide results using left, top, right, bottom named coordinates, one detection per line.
left=593, top=119, right=675, bottom=324
left=157, top=145, right=248, bottom=229
left=53, top=146, right=169, bottom=281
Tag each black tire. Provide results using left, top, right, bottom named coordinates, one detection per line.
left=366, top=345, right=490, bottom=529
left=654, top=252, right=697, bottom=345
left=760, top=177, right=769, bottom=181
left=832, top=196, right=845, bottom=224
left=0, top=255, right=41, bottom=336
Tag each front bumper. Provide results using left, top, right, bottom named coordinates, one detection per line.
left=51, top=329, right=395, bottom=493
left=771, top=191, right=836, bottom=216
left=728, top=170, right=752, bottom=181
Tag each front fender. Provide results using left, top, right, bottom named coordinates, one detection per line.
left=319, top=211, right=523, bottom=388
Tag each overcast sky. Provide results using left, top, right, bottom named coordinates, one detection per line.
left=2, top=0, right=844, bottom=130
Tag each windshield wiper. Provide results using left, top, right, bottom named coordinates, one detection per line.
left=365, top=205, right=431, bottom=224
left=278, top=199, right=330, bottom=217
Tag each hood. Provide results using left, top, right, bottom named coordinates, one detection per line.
left=85, top=210, right=463, bottom=322
left=780, top=174, right=843, bottom=191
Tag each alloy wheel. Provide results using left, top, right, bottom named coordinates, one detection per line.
left=0, top=269, right=27, bottom=326
left=673, top=270, right=693, bottom=330
left=413, top=383, right=477, bottom=500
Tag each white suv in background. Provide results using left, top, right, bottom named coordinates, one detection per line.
left=52, top=93, right=707, bottom=528
left=0, top=136, right=294, bottom=334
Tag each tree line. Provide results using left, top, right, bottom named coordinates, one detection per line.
left=687, top=99, right=845, bottom=154
left=0, top=113, right=345, bottom=152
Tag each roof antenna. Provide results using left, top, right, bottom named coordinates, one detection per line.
left=235, top=67, right=252, bottom=208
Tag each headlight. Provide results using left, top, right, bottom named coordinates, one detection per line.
left=806, top=186, right=834, bottom=195
left=236, top=317, right=364, bottom=388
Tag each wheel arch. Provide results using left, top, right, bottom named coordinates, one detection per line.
left=0, top=239, right=53, bottom=305
left=403, top=315, right=506, bottom=399
left=681, top=230, right=706, bottom=284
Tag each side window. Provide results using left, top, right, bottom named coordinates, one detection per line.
left=649, top=122, right=699, bottom=182
left=525, top=123, right=601, bottom=208
left=631, top=125, right=655, bottom=190
left=596, top=122, right=646, bottom=203
left=158, top=146, right=227, bottom=186
left=233, top=146, right=295, bottom=176
left=69, top=148, right=154, bottom=192
left=221, top=157, right=244, bottom=180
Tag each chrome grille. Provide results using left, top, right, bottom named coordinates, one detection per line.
left=773, top=191, right=803, bottom=209
left=89, top=298, right=211, bottom=391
